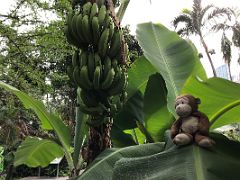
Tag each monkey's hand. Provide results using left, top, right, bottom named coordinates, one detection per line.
left=171, top=119, right=181, bottom=139
left=170, top=126, right=179, bottom=139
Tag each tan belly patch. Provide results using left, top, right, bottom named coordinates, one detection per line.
left=181, top=116, right=199, bottom=134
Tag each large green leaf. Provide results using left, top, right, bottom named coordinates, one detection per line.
left=77, top=142, right=165, bottom=180
left=136, top=23, right=200, bottom=115
left=127, top=56, right=156, bottom=98
left=0, top=81, right=71, bottom=150
left=111, top=125, right=136, bottom=147
left=144, top=73, right=173, bottom=141
left=182, top=77, right=240, bottom=129
left=114, top=91, right=144, bottom=130
left=14, top=137, right=64, bottom=167
left=112, top=132, right=240, bottom=180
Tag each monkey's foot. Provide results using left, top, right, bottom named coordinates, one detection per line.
left=198, top=138, right=215, bottom=148
left=173, top=133, right=193, bottom=146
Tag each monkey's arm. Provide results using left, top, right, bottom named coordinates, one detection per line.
left=194, top=112, right=210, bottom=135
left=170, top=118, right=182, bottom=139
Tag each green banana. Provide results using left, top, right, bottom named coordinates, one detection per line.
left=79, top=51, right=88, bottom=68
left=108, top=71, right=127, bottom=96
left=76, top=13, right=87, bottom=43
left=87, top=52, right=95, bottom=81
left=73, top=66, right=82, bottom=87
left=98, top=28, right=110, bottom=57
left=98, top=5, right=107, bottom=28
left=94, top=53, right=102, bottom=67
left=80, top=90, right=98, bottom=107
left=103, top=11, right=111, bottom=29
left=109, top=30, right=122, bottom=58
left=108, top=18, right=115, bottom=40
left=92, top=16, right=100, bottom=46
left=72, top=50, right=80, bottom=67
left=103, top=56, right=112, bottom=79
left=82, top=2, right=92, bottom=16
left=71, top=13, right=81, bottom=46
left=78, top=102, right=105, bottom=115
left=113, top=66, right=121, bottom=82
left=64, top=25, right=78, bottom=47
left=111, top=59, right=118, bottom=69
left=93, top=66, right=101, bottom=89
left=96, top=0, right=105, bottom=7
left=82, top=15, right=92, bottom=44
left=79, top=66, right=93, bottom=90
left=90, top=3, right=98, bottom=20
left=101, top=68, right=115, bottom=89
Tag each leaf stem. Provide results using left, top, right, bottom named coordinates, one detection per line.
left=210, top=99, right=240, bottom=127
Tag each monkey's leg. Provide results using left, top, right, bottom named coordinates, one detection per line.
left=195, top=133, right=215, bottom=148
left=173, top=133, right=193, bottom=145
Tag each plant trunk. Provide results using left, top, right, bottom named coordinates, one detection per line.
left=227, top=63, right=233, bottom=81
left=82, top=117, right=112, bottom=164
left=5, top=164, right=13, bottom=180
left=199, top=34, right=217, bottom=77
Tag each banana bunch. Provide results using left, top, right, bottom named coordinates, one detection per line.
left=65, top=1, right=129, bottom=116
left=64, top=1, right=128, bottom=60
left=71, top=50, right=128, bottom=95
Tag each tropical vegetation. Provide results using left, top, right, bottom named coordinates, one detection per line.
left=0, top=0, right=240, bottom=179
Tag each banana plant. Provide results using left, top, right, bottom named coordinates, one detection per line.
left=0, top=82, right=87, bottom=176
left=74, top=22, right=240, bottom=179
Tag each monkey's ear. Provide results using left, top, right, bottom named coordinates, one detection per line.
left=195, top=98, right=201, bottom=104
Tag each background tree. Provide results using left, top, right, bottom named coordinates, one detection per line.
left=211, top=8, right=240, bottom=79
left=172, top=0, right=231, bottom=77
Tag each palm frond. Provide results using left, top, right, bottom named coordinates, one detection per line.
left=207, top=8, right=232, bottom=22
left=232, top=24, right=240, bottom=47
left=211, top=23, right=232, bottom=32
left=176, top=27, right=194, bottom=36
left=199, top=4, right=214, bottom=23
left=193, top=0, right=202, bottom=13
left=172, top=14, right=192, bottom=29
left=221, top=33, right=232, bottom=64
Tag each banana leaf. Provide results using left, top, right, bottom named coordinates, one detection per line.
left=77, top=142, right=165, bottom=180
left=14, top=137, right=64, bottom=167
left=136, top=22, right=205, bottom=116
left=112, top=132, right=240, bottom=180
left=0, top=81, right=71, bottom=151
left=182, top=76, right=240, bottom=129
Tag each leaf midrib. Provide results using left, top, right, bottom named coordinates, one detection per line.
left=150, top=23, right=178, bottom=97
left=193, top=146, right=204, bottom=180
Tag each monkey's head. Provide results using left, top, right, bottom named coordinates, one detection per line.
left=175, top=94, right=201, bottom=117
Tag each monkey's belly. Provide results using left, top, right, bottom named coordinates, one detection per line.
left=181, top=116, right=199, bottom=134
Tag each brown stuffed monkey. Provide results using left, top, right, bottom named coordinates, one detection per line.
left=171, top=94, right=215, bottom=147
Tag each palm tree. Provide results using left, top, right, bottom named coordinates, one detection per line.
left=221, top=32, right=233, bottom=80
left=173, top=0, right=231, bottom=77
left=211, top=8, right=240, bottom=79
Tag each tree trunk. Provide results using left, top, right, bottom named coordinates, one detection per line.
left=199, top=34, right=217, bottom=77
left=227, top=62, right=233, bottom=81
left=82, top=117, right=112, bottom=164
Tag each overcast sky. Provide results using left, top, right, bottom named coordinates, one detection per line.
left=1, top=0, right=240, bottom=78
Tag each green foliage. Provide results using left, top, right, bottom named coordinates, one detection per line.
left=14, top=137, right=64, bottom=167
left=127, top=56, right=156, bottom=98
left=143, top=73, right=173, bottom=141
left=0, top=81, right=71, bottom=150
left=77, top=142, right=165, bottom=179
left=182, top=76, right=240, bottom=129
left=77, top=21, right=240, bottom=179
left=112, top=132, right=240, bottom=180
left=136, top=22, right=200, bottom=116
left=77, top=131, right=240, bottom=180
